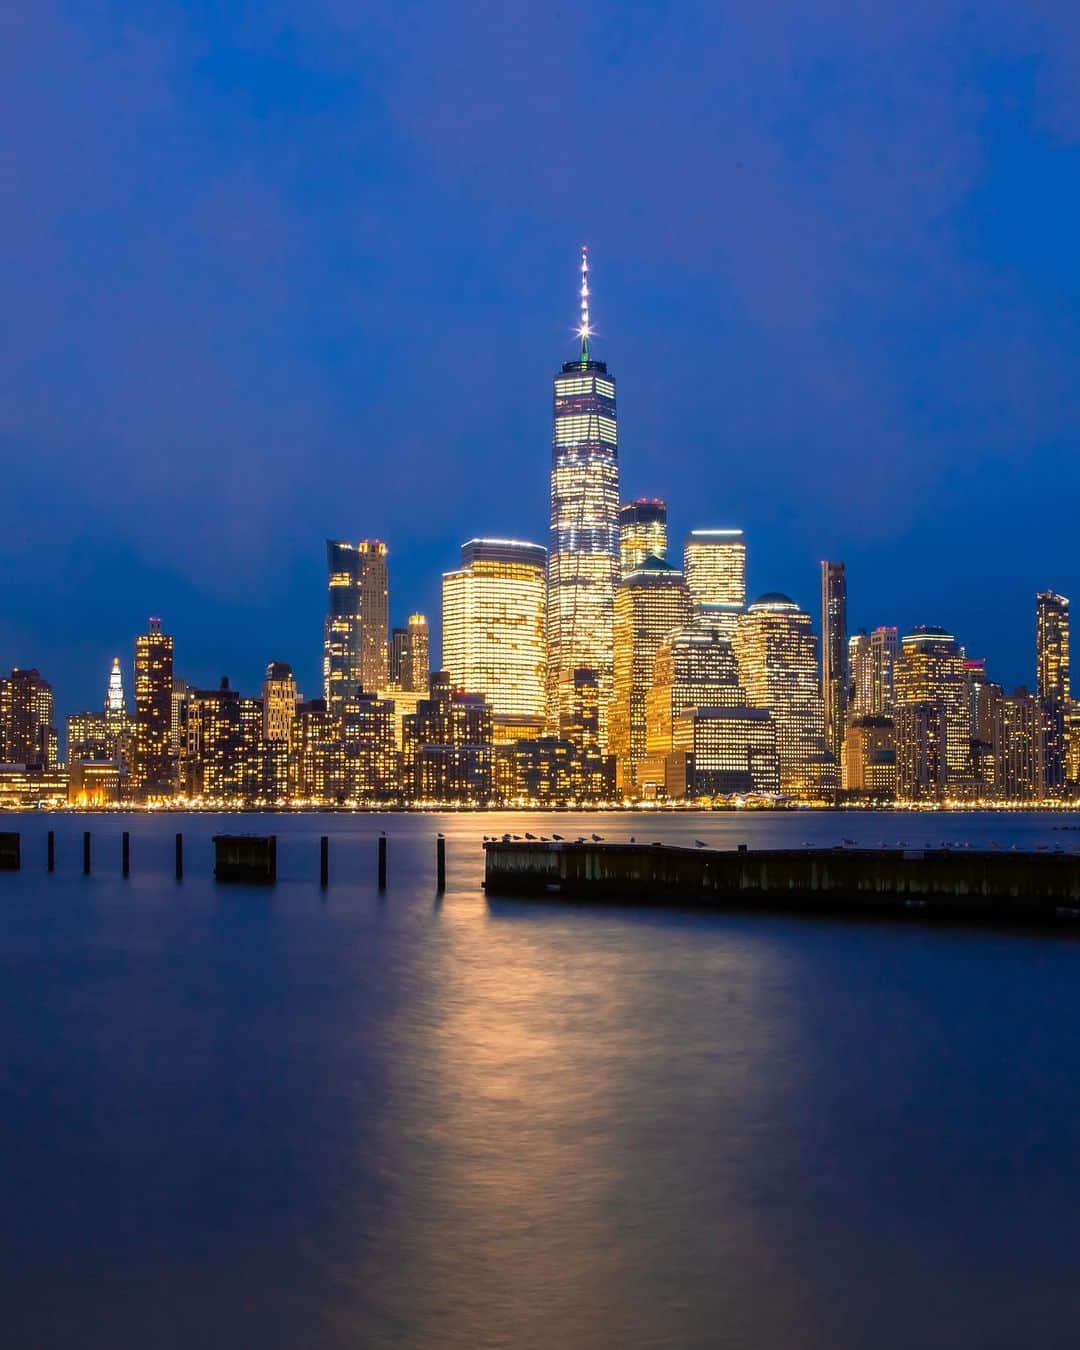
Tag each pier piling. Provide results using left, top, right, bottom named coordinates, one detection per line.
left=175, top=832, right=183, bottom=881
left=378, top=835, right=387, bottom=890
left=47, top=830, right=55, bottom=873
left=320, top=835, right=329, bottom=889
left=213, top=834, right=277, bottom=883
left=122, top=831, right=130, bottom=878
left=0, top=832, right=20, bottom=872
left=436, top=836, right=446, bottom=892
left=82, top=831, right=91, bottom=875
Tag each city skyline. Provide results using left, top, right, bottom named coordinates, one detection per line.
left=3, top=244, right=1076, bottom=784
left=4, top=7, right=1080, bottom=719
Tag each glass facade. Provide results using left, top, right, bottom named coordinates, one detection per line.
left=610, top=557, right=691, bottom=794
left=547, top=253, right=620, bottom=745
left=323, top=539, right=389, bottom=720
left=683, top=530, right=747, bottom=610
left=893, top=626, right=970, bottom=801
left=820, top=560, right=847, bottom=764
left=442, top=538, right=547, bottom=730
left=619, top=498, right=667, bottom=576
left=733, top=594, right=833, bottom=798
left=1036, top=590, right=1070, bottom=795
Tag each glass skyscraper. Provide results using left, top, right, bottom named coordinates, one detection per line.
left=323, top=539, right=389, bottom=720
left=820, top=560, right=847, bottom=765
left=442, top=537, right=547, bottom=736
left=546, top=247, right=621, bottom=746
left=619, top=498, right=667, bottom=576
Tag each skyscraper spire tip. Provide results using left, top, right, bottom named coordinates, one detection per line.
left=577, top=245, right=592, bottom=364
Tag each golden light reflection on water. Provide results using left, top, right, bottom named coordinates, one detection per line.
left=330, top=813, right=819, bottom=1347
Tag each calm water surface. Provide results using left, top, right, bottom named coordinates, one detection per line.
left=3, top=810, right=1080, bottom=1348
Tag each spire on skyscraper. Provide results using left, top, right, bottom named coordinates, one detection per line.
left=577, top=245, right=592, bottom=364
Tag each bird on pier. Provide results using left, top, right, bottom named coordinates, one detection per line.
left=695, top=840, right=707, bottom=848
left=591, top=834, right=603, bottom=842
left=552, top=834, right=564, bottom=841
left=525, top=832, right=537, bottom=840
left=629, top=836, right=636, bottom=843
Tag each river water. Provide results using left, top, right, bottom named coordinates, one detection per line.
left=3, top=810, right=1080, bottom=1348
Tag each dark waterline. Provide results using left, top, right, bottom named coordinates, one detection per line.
left=3, top=811, right=1080, bottom=1349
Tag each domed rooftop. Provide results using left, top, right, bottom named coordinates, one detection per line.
left=750, top=591, right=798, bottom=609
left=902, top=624, right=955, bottom=644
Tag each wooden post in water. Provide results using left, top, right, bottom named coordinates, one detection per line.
left=82, top=831, right=91, bottom=875
left=175, top=832, right=184, bottom=881
left=436, top=836, right=446, bottom=893
left=122, top=831, right=130, bottom=878
left=320, top=835, right=329, bottom=889
left=47, top=830, right=55, bottom=873
left=378, top=835, right=387, bottom=890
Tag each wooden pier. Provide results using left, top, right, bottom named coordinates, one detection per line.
left=483, top=840, right=1080, bottom=924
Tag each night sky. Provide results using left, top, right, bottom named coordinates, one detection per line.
left=4, top=3, right=1079, bottom=718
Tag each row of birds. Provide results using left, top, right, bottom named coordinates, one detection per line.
left=481, top=834, right=1072, bottom=853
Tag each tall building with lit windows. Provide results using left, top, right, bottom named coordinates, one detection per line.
left=442, top=538, right=547, bottom=741
left=893, top=626, right=970, bottom=801
left=1036, top=590, right=1070, bottom=796
left=619, top=498, right=667, bottom=575
left=734, top=594, right=833, bottom=798
left=131, top=618, right=174, bottom=798
left=404, top=614, right=430, bottom=692
left=821, top=561, right=847, bottom=764
left=610, top=556, right=691, bottom=793
left=262, top=662, right=298, bottom=743
left=0, top=668, right=56, bottom=768
left=546, top=247, right=620, bottom=745
left=683, top=530, right=747, bottom=611
left=323, top=539, right=389, bottom=720
left=870, top=626, right=898, bottom=715
left=847, top=633, right=873, bottom=718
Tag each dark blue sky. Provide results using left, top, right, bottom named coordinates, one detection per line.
left=3, top=2, right=1079, bottom=717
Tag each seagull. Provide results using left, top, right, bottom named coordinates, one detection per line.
left=629, top=836, right=636, bottom=843
left=552, top=833, right=564, bottom=841
left=525, top=832, right=537, bottom=840
left=437, top=832, right=445, bottom=839
left=694, top=840, right=707, bottom=848
left=591, top=834, right=603, bottom=842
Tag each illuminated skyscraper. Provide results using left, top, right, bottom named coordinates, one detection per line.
left=893, top=626, right=970, bottom=801
left=847, top=633, right=873, bottom=718
left=1036, top=590, right=1070, bottom=796
left=324, top=539, right=389, bottom=719
left=68, top=658, right=132, bottom=770
left=638, top=619, right=772, bottom=799
left=131, top=618, right=174, bottom=798
left=405, top=614, right=430, bottom=693
left=683, top=530, right=747, bottom=611
left=389, top=628, right=409, bottom=685
left=0, top=668, right=56, bottom=768
left=821, top=561, right=847, bottom=764
left=734, top=594, right=833, bottom=798
left=442, top=538, right=547, bottom=739
left=262, top=662, right=298, bottom=743
left=619, top=498, right=667, bottom=575
left=870, top=626, right=898, bottom=715
left=546, top=247, right=620, bottom=744
left=610, top=556, right=691, bottom=793
left=106, top=657, right=125, bottom=717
